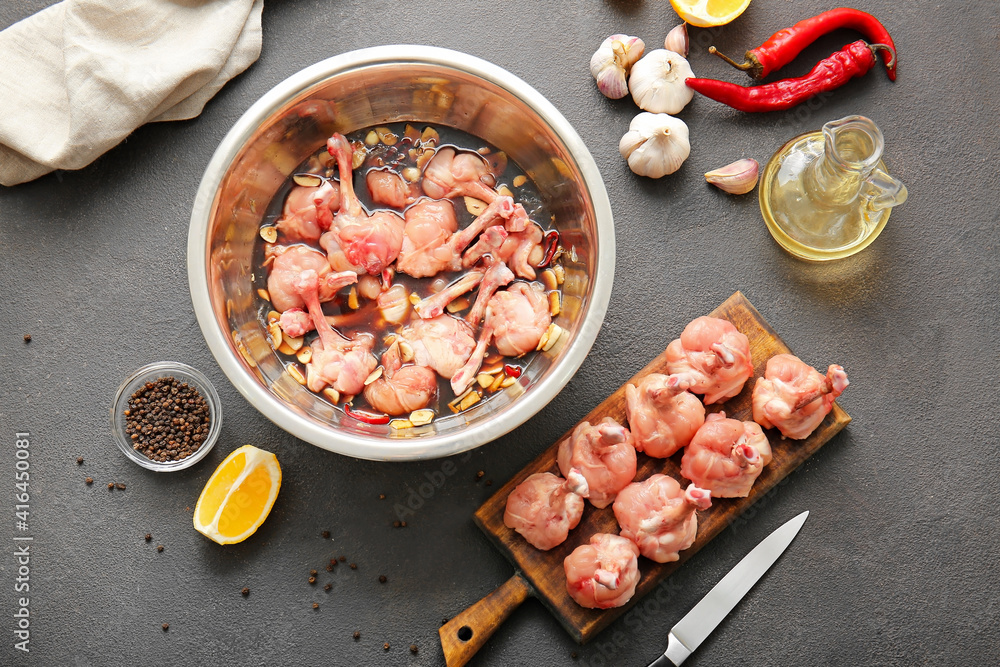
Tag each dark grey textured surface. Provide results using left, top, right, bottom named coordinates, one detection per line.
left=1, top=0, right=998, bottom=665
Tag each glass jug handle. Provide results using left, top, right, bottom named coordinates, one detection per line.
left=865, top=169, right=908, bottom=211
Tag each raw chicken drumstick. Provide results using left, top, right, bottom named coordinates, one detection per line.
left=363, top=341, right=436, bottom=415
left=275, top=179, right=339, bottom=242
left=564, top=533, right=640, bottom=609
left=290, top=269, right=377, bottom=397
left=396, top=195, right=517, bottom=278
left=680, top=412, right=771, bottom=498
left=665, top=316, right=753, bottom=404
left=557, top=417, right=637, bottom=509
left=752, top=354, right=848, bottom=440
left=321, top=133, right=405, bottom=275
left=613, top=475, right=711, bottom=563
left=625, top=373, right=706, bottom=458
left=503, top=469, right=589, bottom=551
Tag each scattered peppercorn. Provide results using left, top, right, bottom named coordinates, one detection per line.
left=330, top=558, right=338, bottom=567
left=145, top=533, right=152, bottom=542
left=107, top=482, right=114, bottom=490
left=157, top=545, right=164, bottom=552
left=378, top=575, right=387, bottom=584
left=308, top=577, right=317, bottom=585
left=116, top=482, right=126, bottom=490
left=349, top=563, right=357, bottom=570
left=85, top=477, right=93, bottom=485
left=353, top=631, right=361, bottom=641
left=410, top=644, right=418, bottom=654
left=310, top=569, right=318, bottom=577
left=485, top=479, right=493, bottom=486
left=441, top=617, right=449, bottom=625
left=312, top=603, right=319, bottom=609
left=124, top=376, right=211, bottom=463
left=325, top=564, right=334, bottom=572
left=321, top=530, right=330, bottom=539
left=242, top=587, right=250, bottom=597
left=383, top=642, right=390, bottom=651
left=571, top=651, right=579, bottom=660
left=393, top=521, right=401, bottom=528
left=76, top=456, right=84, bottom=465
left=378, top=493, right=386, bottom=500
left=324, top=583, right=332, bottom=592
left=162, top=623, right=169, bottom=632
left=400, top=521, right=407, bottom=528
left=476, top=470, right=485, bottom=480
left=339, top=556, right=346, bottom=562
left=23, top=334, right=31, bottom=342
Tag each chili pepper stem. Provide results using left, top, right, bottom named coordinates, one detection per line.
left=709, top=46, right=753, bottom=71
left=868, top=44, right=896, bottom=69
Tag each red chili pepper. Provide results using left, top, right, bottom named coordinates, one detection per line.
left=343, top=403, right=391, bottom=425
left=710, top=8, right=897, bottom=81
left=503, top=364, right=522, bottom=379
left=537, top=230, right=560, bottom=268
left=686, top=41, right=894, bottom=113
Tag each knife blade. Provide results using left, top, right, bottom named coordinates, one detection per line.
left=647, top=510, right=809, bottom=667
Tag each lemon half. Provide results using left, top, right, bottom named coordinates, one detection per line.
left=670, top=0, right=752, bottom=28
left=193, top=445, right=281, bottom=545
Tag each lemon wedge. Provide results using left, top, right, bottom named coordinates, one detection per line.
left=193, top=445, right=281, bottom=545
left=670, top=0, right=752, bottom=28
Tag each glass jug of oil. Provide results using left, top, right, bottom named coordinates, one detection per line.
left=759, top=115, right=907, bottom=261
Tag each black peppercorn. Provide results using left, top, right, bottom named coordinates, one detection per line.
left=308, top=577, right=316, bottom=585
left=353, top=631, right=361, bottom=641
left=312, top=603, right=319, bottom=610
left=324, top=583, right=332, bottom=592
left=349, top=563, right=357, bottom=570
left=76, top=456, right=84, bottom=465
left=124, top=376, right=210, bottom=463
left=378, top=575, right=387, bottom=584
left=321, top=530, right=330, bottom=539
left=156, top=545, right=164, bottom=552
left=242, top=587, right=250, bottom=597
left=162, top=623, right=169, bottom=631
left=85, top=477, right=93, bottom=485
left=145, top=533, right=152, bottom=542
left=410, top=644, right=418, bottom=654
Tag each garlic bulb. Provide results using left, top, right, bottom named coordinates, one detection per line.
left=704, top=159, right=759, bottom=194
left=591, top=34, right=645, bottom=99
left=619, top=113, right=690, bottom=178
left=664, top=23, right=689, bottom=57
left=628, top=49, right=695, bottom=115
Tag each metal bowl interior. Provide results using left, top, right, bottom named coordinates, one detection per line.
left=188, top=46, right=614, bottom=461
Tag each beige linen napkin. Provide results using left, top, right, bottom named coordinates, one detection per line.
left=0, top=0, right=264, bottom=186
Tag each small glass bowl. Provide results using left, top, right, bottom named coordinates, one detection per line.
left=111, top=361, right=223, bottom=472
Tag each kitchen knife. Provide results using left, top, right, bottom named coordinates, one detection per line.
left=647, top=510, right=809, bottom=666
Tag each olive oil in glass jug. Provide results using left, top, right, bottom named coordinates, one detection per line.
left=759, top=115, right=907, bottom=261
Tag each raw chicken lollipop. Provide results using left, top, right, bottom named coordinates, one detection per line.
left=275, top=179, right=339, bottom=242
left=666, top=316, right=753, bottom=404
left=753, top=354, right=849, bottom=439
left=680, top=412, right=772, bottom=498
left=613, top=476, right=711, bottom=563
left=625, top=373, right=706, bottom=458
left=287, top=269, right=377, bottom=397
left=564, top=533, right=640, bottom=609
left=366, top=168, right=419, bottom=209
left=503, top=469, right=589, bottom=551
left=399, top=315, right=476, bottom=380
left=451, top=281, right=551, bottom=394
left=321, top=133, right=405, bottom=275
left=266, top=245, right=354, bottom=313
left=363, top=341, right=437, bottom=416
left=396, top=195, right=517, bottom=278
left=421, top=146, right=500, bottom=203
left=557, top=417, right=637, bottom=509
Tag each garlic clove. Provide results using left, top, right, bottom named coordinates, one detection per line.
left=664, top=23, right=689, bottom=58
left=628, top=49, right=696, bottom=115
left=704, top=158, right=760, bottom=194
left=619, top=112, right=691, bottom=178
left=591, top=34, right=645, bottom=99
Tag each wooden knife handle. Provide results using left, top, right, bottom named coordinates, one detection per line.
left=439, top=573, right=532, bottom=667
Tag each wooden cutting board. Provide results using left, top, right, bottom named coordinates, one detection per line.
left=439, top=292, right=851, bottom=666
